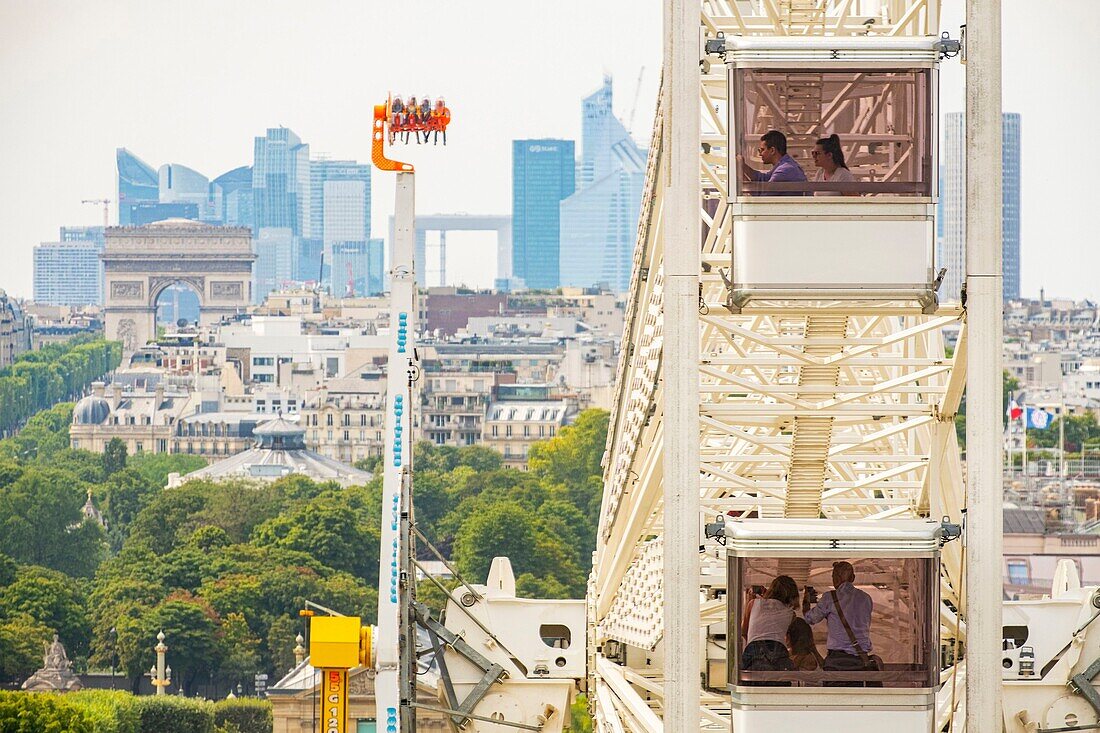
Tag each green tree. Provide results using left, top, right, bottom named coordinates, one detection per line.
left=1032, top=412, right=1100, bottom=450
left=102, top=438, right=128, bottom=476
left=0, top=614, right=53, bottom=682
left=0, top=466, right=106, bottom=577
left=140, top=595, right=222, bottom=695
left=103, top=468, right=158, bottom=551
left=453, top=501, right=543, bottom=582
left=250, top=488, right=380, bottom=583
left=0, top=565, right=91, bottom=659
left=219, top=612, right=261, bottom=688
left=127, top=452, right=207, bottom=488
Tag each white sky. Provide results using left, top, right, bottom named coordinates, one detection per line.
left=0, top=1, right=1097, bottom=297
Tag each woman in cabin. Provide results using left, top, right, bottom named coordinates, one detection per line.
left=811, top=134, right=856, bottom=196
left=741, top=575, right=799, bottom=678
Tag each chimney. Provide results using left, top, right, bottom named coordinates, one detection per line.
left=154, top=384, right=164, bottom=409
left=92, top=382, right=106, bottom=398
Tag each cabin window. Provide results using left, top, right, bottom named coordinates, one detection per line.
left=729, top=555, right=937, bottom=688
left=732, top=68, right=934, bottom=197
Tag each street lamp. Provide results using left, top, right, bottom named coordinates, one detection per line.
left=149, top=631, right=170, bottom=695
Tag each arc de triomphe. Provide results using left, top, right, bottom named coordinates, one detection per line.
left=103, top=219, right=254, bottom=351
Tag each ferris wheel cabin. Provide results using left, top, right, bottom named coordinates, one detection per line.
left=720, top=37, right=943, bottom=312
left=723, top=518, right=942, bottom=732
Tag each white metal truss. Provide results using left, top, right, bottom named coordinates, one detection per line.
left=590, top=1, right=963, bottom=730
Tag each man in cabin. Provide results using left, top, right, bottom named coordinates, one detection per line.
left=740, top=130, right=807, bottom=194
left=803, top=561, right=875, bottom=685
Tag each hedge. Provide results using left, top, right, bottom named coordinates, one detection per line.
left=212, top=699, right=272, bottom=733
left=67, top=690, right=141, bottom=733
left=133, top=696, right=214, bottom=733
left=0, top=690, right=94, bottom=733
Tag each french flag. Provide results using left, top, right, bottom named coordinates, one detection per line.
left=1007, top=398, right=1023, bottom=421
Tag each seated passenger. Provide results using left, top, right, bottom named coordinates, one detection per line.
left=391, top=96, right=405, bottom=127
left=741, top=575, right=799, bottom=678
left=804, top=561, right=876, bottom=686
left=739, top=130, right=807, bottom=195
left=786, top=617, right=823, bottom=672
left=811, top=134, right=856, bottom=196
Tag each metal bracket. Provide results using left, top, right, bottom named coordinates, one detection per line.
left=414, top=602, right=507, bottom=730
left=1069, top=655, right=1100, bottom=716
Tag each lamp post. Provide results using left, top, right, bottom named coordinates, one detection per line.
left=151, top=631, right=170, bottom=695
left=294, top=634, right=306, bottom=667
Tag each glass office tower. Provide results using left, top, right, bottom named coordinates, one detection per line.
left=512, top=139, right=576, bottom=290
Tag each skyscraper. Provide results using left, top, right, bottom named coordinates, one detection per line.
left=560, top=78, right=647, bottom=293
left=116, top=148, right=159, bottom=225
left=159, top=163, right=214, bottom=220
left=253, top=128, right=311, bottom=236
left=33, top=241, right=102, bottom=305
left=253, top=228, right=297, bottom=303
left=310, top=160, right=371, bottom=289
left=940, top=112, right=1022, bottom=301
left=512, top=139, right=576, bottom=290
left=212, top=165, right=254, bottom=229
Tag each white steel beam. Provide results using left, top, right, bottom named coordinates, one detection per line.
left=964, top=0, right=1004, bottom=727
left=663, top=0, right=701, bottom=728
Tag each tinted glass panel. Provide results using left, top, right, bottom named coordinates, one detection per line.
left=730, top=555, right=938, bottom=688
left=734, top=69, right=933, bottom=196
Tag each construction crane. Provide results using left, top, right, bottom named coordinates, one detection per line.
left=344, top=261, right=355, bottom=298
left=81, top=198, right=111, bottom=228
left=626, top=66, right=645, bottom=135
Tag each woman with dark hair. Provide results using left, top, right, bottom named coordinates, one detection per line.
left=787, top=617, right=824, bottom=671
left=740, top=575, right=800, bottom=677
left=812, top=134, right=856, bottom=196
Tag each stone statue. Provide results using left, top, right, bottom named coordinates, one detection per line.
left=21, top=634, right=81, bottom=692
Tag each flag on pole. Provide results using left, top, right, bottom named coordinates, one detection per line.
left=1007, top=398, right=1023, bottom=421
left=1025, top=406, right=1054, bottom=430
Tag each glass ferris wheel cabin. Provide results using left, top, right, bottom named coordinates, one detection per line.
left=722, top=37, right=941, bottom=312
left=725, top=519, right=942, bottom=732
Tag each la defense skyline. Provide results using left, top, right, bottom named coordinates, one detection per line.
left=512, top=77, right=646, bottom=294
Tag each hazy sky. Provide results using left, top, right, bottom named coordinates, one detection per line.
left=1, top=1, right=1096, bottom=297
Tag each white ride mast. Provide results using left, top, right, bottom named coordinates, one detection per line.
left=372, top=102, right=419, bottom=733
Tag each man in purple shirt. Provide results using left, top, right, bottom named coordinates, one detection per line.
left=740, top=130, right=808, bottom=195
left=804, top=561, right=874, bottom=685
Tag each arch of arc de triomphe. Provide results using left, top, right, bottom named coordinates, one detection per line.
left=102, top=219, right=254, bottom=351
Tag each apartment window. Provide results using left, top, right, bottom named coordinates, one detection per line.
left=327, top=429, right=333, bottom=441
left=506, top=426, right=512, bottom=437
left=1006, top=560, right=1030, bottom=586
left=491, top=425, right=498, bottom=437
left=255, top=374, right=274, bottom=383
left=343, top=430, right=350, bottom=442
left=359, top=430, right=366, bottom=441
left=539, top=425, right=545, bottom=437
left=523, top=425, right=530, bottom=437
left=549, top=426, right=556, bottom=437
left=327, top=414, right=334, bottom=426
left=360, top=414, right=367, bottom=426
left=253, top=357, right=275, bottom=366
left=343, top=414, right=351, bottom=426
left=134, top=442, right=143, bottom=453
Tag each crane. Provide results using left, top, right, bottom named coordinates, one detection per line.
left=81, top=198, right=111, bottom=228
left=626, top=66, right=646, bottom=135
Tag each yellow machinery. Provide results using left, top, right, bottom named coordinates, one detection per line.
left=309, top=615, right=375, bottom=733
